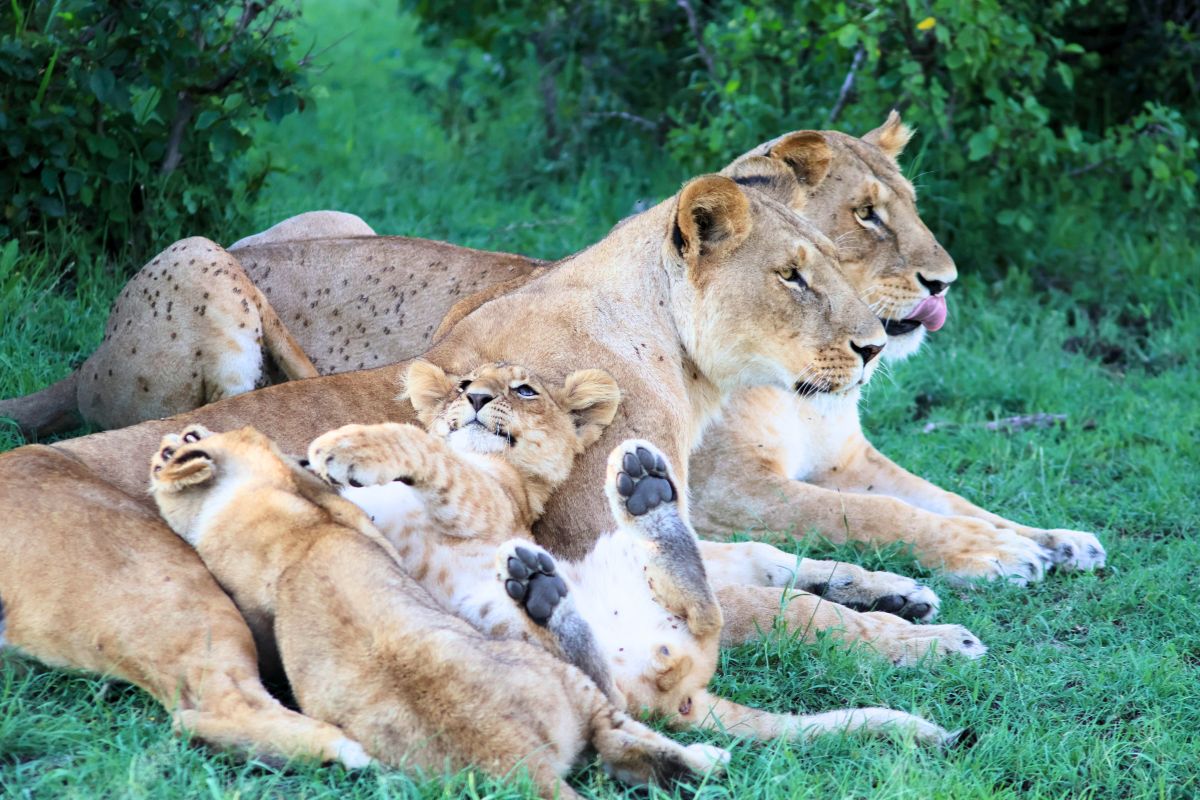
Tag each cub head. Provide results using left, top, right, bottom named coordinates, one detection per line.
left=723, top=111, right=957, bottom=361
left=149, top=424, right=303, bottom=543
left=664, top=175, right=886, bottom=399
left=404, top=360, right=621, bottom=491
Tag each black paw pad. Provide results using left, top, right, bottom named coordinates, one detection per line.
left=616, top=446, right=675, bottom=516
left=505, top=546, right=567, bottom=626
left=868, top=595, right=907, bottom=615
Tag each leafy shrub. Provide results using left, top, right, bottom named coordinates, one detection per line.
left=0, top=0, right=310, bottom=258
left=411, top=0, right=1199, bottom=281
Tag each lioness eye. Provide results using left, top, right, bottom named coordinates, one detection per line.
left=514, top=384, right=538, bottom=398
left=781, top=268, right=808, bottom=290
left=854, top=204, right=875, bottom=221
left=457, top=379, right=471, bottom=393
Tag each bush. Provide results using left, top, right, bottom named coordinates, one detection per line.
left=411, top=0, right=1199, bottom=282
left=0, top=0, right=311, bottom=258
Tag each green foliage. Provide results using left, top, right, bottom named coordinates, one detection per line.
left=0, top=0, right=311, bottom=257
left=410, top=0, right=1199, bottom=289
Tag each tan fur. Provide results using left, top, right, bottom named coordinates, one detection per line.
left=309, top=365, right=961, bottom=745
left=0, top=171, right=981, bottom=758
left=149, top=424, right=729, bottom=797
left=691, top=115, right=1106, bottom=579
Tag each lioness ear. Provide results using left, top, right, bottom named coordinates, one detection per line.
left=768, top=131, right=833, bottom=190
left=403, top=360, right=457, bottom=424
left=862, top=110, right=913, bottom=160
left=722, top=156, right=803, bottom=208
left=558, top=369, right=620, bottom=450
left=671, top=175, right=752, bottom=272
left=157, top=449, right=215, bottom=491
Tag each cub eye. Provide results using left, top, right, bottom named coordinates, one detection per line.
left=781, top=268, right=808, bottom=291
left=514, top=384, right=538, bottom=398
left=457, top=379, right=471, bottom=394
left=854, top=204, right=876, bottom=222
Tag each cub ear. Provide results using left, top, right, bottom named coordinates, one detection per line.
left=558, top=369, right=621, bottom=450
left=768, top=131, right=833, bottom=190
left=671, top=175, right=752, bottom=272
left=156, top=448, right=215, bottom=491
left=403, top=360, right=458, bottom=424
left=722, top=155, right=803, bottom=208
left=862, top=110, right=913, bottom=160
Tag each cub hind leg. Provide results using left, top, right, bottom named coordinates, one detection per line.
left=603, top=440, right=723, bottom=640
left=495, top=539, right=620, bottom=705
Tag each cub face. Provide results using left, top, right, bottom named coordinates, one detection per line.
left=405, top=360, right=621, bottom=488
left=723, top=112, right=958, bottom=362
left=667, top=175, right=886, bottom=398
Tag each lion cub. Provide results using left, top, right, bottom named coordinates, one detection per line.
left=309, top=361, right=728, bottom=722
left=149, top=424, right=728, bottom=798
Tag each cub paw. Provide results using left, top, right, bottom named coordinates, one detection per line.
left=864, top=617, right=988, bottom=666
left=1031, top=528, right=1106, bottom=571
left=498, top=540, right=568, bottom=626
left=605, top=440, right=678, bottom=520
left=682, top=743, right=731, bottom=774
left=151, top=425, right=214, bottom=473
left=308, top=423, right=420, bottom=489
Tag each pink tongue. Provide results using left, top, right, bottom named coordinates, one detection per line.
left=908, top=295, right=947, bottom=331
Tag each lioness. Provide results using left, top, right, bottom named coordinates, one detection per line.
left=0, top=114, right=1103, bottom=583
left=0, top=173, right=974, bottom=760
left=308, top=360, right=969, bottom=740
left=149, top=424, right=729, bottom=799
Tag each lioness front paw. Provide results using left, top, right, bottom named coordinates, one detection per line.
left=682, top=743, right=731, bottom=774
left=307, top=423, right=422, bottom=488
left=1026, top=528, right=1106, bottom=571
left=933, top=518, right=1055, bottom=586
left=862, top=614, right=988, bottom=666
left=802, top=561, right=940, bottom=622
left=497, top=540, right=568, bottom=626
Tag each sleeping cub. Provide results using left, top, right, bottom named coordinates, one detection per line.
left=149, top=424, right=728, bottom=799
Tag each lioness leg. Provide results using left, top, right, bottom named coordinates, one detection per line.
left=686, top=690, right=957, bottom=746
left=0, top=445, right=363, bottom=766
left=812, top=433, right=1106, bottom=570
left=73, top=237, right=317, bottom=431
left=690, top=417, right=1054, bottom=585
left=716, top=584, right=985, bottom=666
left=697, top=540, right=940, bottom=622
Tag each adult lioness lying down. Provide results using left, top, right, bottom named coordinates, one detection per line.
left=0, top=174, right=979, bottom=763
left=0, top=114, right=1104, bottom=581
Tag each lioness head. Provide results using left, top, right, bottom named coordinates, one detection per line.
left=665, top=175, right=886, bottom=398
left=405, top=360, right=621, bottom=489
left=723, top=112, right=957, bottom=361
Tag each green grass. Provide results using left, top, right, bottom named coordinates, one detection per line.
left=2, top=1, right=1199, bottom=797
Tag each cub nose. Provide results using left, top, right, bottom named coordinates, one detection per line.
left=466, top=391, right=494, bottom=412
left=917, top=273, right=949, bottom=296
left=851, top=341, right=884, bottom=365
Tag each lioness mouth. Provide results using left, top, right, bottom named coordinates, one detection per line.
left=793, top=380, right=831, bottom=398
left=882, top=318, right=922, bottom=336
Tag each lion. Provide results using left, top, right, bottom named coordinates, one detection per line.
left=148, top=424, right=729, bottom=799
left=306, top=360, right=970, bottom=741
left=687, top=113, right=1106, bottom=582
left=0, top=172, right=980, bottom=761
left=0, top=115, right=1103, bottom=585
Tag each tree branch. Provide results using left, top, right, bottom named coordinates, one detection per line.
left=676, top=0, right=717, bottom=81
left=828, top=46, right=866, bottom=124
left=161, top=91, right=194, bottom=174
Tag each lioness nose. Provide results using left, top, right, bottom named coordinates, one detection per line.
left=851, top=341, right=884, bottom=365
left=917, top=273, right=949, bottom=296
left=466, top=391, right=494, bottom=412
